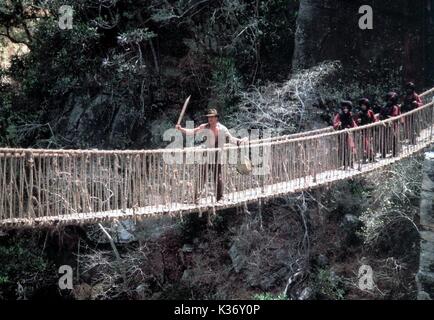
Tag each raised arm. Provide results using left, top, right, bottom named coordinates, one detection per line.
left=175, top=123, right=207, bottom=135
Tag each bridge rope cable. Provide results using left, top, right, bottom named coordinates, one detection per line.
left=0, top=88, right=433, bottom=227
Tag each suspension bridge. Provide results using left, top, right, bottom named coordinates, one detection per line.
left=1, top=88, right=434, bottom=228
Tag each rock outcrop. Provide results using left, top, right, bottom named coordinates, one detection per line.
left=416, top=152, right=434, bottom=299
left=293, top=0, right=426, bottom=84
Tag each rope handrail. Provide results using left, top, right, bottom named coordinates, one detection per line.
left=1, top=86, right=434, bottom=227
left=248, top=86, right=434, bottom=144
left=1, top=87, right=432, bottom=155
left=420, top=87, right=434, bottom=98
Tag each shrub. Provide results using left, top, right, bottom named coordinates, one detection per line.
left=312, top=268, right=345, bottom=300
left=0, top=239, right=54, bottom=299
left=253, top=292, right=287, bottom=300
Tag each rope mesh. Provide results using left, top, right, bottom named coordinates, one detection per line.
left=1, top=88, right=434, bottom=227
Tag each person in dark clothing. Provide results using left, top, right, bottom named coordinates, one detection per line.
left=357, top=98, right=377, bottom=162
left=402, top=82, right=423, bottom=144
left=333, top=101, right=358, bottom=169
left=372, top=100, right=382, bottom=116
left=379, top=92, right=401, bottom=158
left=333, top=101, right=358, bottom=130
left=357, top=98, right=376, bottom=126
left=402, top=82, right=423, bottom=113
left=380, top=92, right=401, bottom=120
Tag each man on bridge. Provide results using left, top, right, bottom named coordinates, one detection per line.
left=176, top=108, right=247, bottom=203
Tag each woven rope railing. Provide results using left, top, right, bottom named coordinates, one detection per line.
left=1, top=87, right=434, bottom=228
left=230, top=87, right=433, bottom=145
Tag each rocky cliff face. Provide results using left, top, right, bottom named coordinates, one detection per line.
left=293, top=0, right=426, bottom=85
left=0, top=41, right=28, bottom=69
left=417, top=152, right=434, bottom=299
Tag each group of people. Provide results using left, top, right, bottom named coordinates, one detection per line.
left=332, top=82, right=424, bottom=167
left=174, top=82, right=424, bottom=202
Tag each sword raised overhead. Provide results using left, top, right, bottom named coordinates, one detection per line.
left=177, top=95, right=191, bottom=126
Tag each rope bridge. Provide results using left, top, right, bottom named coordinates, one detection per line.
left=1, top=88, right=434, bottom=228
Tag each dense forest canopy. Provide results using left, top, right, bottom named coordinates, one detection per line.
left=0, top=0, right=298, bottom=148
left=1, top=0, right=430, bottom=150
left=0, top=0, right=434, bottom=302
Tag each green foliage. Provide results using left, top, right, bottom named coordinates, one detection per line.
left=0, top=0, right=299, bottom=148
left=210, top=56, right=243, bottom=113
left=253, top=292, right=287, bottom=300
left=0, top=81, right=43, bottom=146
left=150, top=7, right=178, bottom=23
left=0, top=234, right=57, bottom=299
left=313, top=268, right=345, bottom=300
left=258, top=0, right=298, bottom=52
left=318, top=63, right=403, bottom=113
left=117, top=28, right=156, bottom=45
left=13, top=18, right=101, bottom=99
left=0, top=275, right=9, bottom=285
left=349, top=179, right=366, bottom=197
left=0, top=241, right=51, bottom=285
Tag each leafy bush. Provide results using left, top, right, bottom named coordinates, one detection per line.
left=0, top=238, right=55, bottom=299
left=209, top=56, right=243, bottom=113
left=253, top=292, right=287, bottom=300
left=0, top=0, right=299, bottom=148
left=0, top=275, right=9, bottom=285
left=0, top=242, right=49, bottom=281
left=312, top=268, right=345, bottom=300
